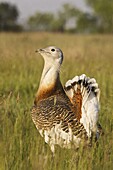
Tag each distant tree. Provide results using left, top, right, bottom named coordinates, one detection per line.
left=50, top=18, right=65, bottom=32
left=28, top=3, right=81, bottom=32
left=86, top=0, right=113, bottom=33
left=0, top=2, right=22, bottom=31
left=28, top=12, right=54, bottom=31
left=76, top=13, right=98, bottom=33
left=56, top=3, right=81, bottom=32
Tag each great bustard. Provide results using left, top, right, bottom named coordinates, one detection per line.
left=31, top=46, right=102, bottom=153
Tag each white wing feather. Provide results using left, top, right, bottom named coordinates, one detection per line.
left=64, top=74, right=100, bottom=137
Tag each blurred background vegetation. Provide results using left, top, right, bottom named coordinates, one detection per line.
left=0, top=0, right=113, bottom=33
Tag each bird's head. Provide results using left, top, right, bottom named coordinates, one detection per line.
left=36, top=46, right=63, bottom=65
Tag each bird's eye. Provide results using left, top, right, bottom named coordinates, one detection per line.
left=51, top=49, right=55, bottom=52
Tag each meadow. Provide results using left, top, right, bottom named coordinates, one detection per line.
left=0, top=32, right=113, bottom=170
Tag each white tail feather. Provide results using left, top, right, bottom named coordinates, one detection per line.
left=64, top=74, right=100, bottom=137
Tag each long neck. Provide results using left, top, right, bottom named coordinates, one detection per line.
left=35, top=60, right=64, bottom=103
left=40, top=60, right=59, bottom=86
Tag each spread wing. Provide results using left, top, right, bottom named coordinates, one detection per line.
left=64, top=74, right=100, bottom=137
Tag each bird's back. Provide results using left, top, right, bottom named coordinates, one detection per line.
left=31, top=89, right=88, bottom=152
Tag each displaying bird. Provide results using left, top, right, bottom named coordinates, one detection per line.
left=31, top=46, right=101, bottom=153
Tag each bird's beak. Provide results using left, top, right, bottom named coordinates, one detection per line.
left=35, top=49, right=45, bottom=53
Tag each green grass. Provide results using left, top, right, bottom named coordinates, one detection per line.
left=0, top=32, right=113, bottom=170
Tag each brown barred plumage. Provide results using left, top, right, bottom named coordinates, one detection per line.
left=31, top=94, right=87, bottom=136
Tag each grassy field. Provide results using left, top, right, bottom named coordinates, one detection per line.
left=0, top=32, right=113, bottom=170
